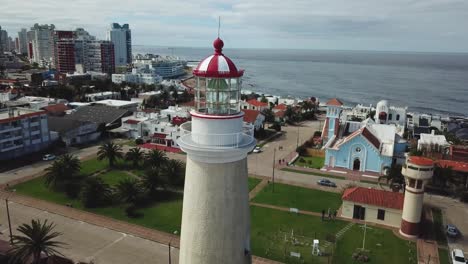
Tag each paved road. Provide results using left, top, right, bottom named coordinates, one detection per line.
left=0, top=200, right=179, bottom=264
left=426, top=194, right=468, bottom=255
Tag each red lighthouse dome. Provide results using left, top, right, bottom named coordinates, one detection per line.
left=193, top=38, right=244, bottom=78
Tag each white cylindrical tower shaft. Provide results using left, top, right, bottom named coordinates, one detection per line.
left=177, top=37, right=255, bottom=264
left=400, top=156, right=434, bottom=238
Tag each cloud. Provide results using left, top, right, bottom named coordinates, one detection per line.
left=1, top=0, right=468, bottom=51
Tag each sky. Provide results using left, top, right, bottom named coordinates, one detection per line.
left=1, top=0, right=468, bottom=52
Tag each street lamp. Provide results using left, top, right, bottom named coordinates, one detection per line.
left=272, top=148, right=276, bottom=192
left=5, top=198, right=13, bottom=245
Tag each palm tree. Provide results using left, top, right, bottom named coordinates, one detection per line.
left=44, top=154, right=81, bottom=189
left=141, top=167, right=166, bottom=196
left=125, top=147, right=144, bottom=168
left=163, top=159, right=185, bottom=187
left=80, top=177, right=113, bottom=208
left=97, top=141, right=123, bottom=168
left=8, top=219, right=66, bottom=264
left=144, top=149, right=168, bottom=169
left=116, top=178, right=141, bottom=204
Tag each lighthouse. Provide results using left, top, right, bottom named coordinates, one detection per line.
left=400, top=156, right=434, bottom=238
left=177, top=37, right=256, bottom=263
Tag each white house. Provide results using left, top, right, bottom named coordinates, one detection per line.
left=93, top=99, right=139, bottom=112
left=241, top=99, right=269, bottom=111
left=418, top=130, right=450, bottom=153
left=341, top=187, right=404, bottom=228
left=85, top=91, right=121, bottom=102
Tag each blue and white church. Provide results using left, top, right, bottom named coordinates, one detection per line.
left=322, top=98, right=407, bottom=176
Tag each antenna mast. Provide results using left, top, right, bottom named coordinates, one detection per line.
left=218, top=16, right=221, bottom=38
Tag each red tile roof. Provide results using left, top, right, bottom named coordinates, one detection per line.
left=124, top=119, right=140, bottom=125
left=42, top=103, right=69, bottom=113
left=342, top=187, right=404, bottom=210
left=362, top=127, right=381, bottom=150
left=326, top=98, right=343, bottom=106
left=435, top=160, right=468, bottom=173
left=408, top=156, right=434, bottom=166
left=273, top=103, right=287, bottom=111
left=247, top=99, right=268, bottom=107
left=275, top=110, right=285, bottom=118
left=242, top=109, right=261, bottom=123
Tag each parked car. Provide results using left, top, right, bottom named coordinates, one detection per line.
left=446, top=224, right=461, bottom=238
left=42, top=154, right=56, bottom=161
left=317, top=179, right=337, bottom=187
left=451, top=249, right=466, bottom=264
left=253, top=147, right=262, bottom=153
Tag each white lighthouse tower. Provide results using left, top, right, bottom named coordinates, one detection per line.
left=400, top=156, right=434, bottom=238
left=177, top=37, right=256, bottom=263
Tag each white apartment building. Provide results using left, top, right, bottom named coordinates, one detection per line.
left=112, top=67, right=162, bottom=85
left=93, top=99, right=139, bottom=112
left=17, top=28, right=28, bottom=54
left=29, top=24, right=55, bottom=66
left=0, top=108, right=51, bottom=160
left=107, top=23, right=131, bottom=66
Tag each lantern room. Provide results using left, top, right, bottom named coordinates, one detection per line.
left=192, top=38, right=244, bottom=115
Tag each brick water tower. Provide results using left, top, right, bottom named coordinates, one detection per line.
left=177, top=37, right=256, bottom=263
left=400, top=156, right=434, bottom=238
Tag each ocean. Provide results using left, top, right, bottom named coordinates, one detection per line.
left=134, top=45, right=468, bottom=117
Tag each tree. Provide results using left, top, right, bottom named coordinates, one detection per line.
left=260, top=95, right=268, bottom=103
left=8, top=219, right=66, bottom=264
left=125, top=147, right=144, bottom=168
left=163, top=159, right=185, bottom=187
left=44, top=154, right=82, bottom=197
left=97, top=142, right=123, bottom=168
left=144, top=149, right=168, bottom=169
left=80, top=177, right=113, bottom=208
left=141, top=167, right=166, bottom=196
left=262, top=108, right=275, bottom=123
left=116, top=178, right=141, bottom=204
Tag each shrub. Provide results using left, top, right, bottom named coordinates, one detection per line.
left=299, top=157, right=305, bottom=163
left=135, top=138, right=144, bottom=145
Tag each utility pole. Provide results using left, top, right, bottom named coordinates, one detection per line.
left=296, top=126, right=300, bottom=148
left=362, top=208, right=366, bottom=250
left=272, top=148, right=276, bottom=192
left=5, top=198, right=13, bottom=244
left=168, top=241, right=171, bottom=264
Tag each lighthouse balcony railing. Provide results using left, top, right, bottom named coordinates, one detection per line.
left=179, top=122, right=255, bottom=149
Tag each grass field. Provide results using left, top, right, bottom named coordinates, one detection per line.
left=432, top=208, right=447, bottom=246
left=281, top=168, right=346, bottom=180
left=438, top=248, right=449, bottom=264
left=294, top=156, right=325, bottom=169
left=99, top=170, right=134, bottom=186
left=80, top=158, right=108, bottom=175
left=333, top=224, right=417, bottom=264
left=14, top=177, right=74, bottom=205
left=251, top=205, right=347, bottom=263
left=252, top=182, right=342, bottom=213
left=249, top=177, right=262, bottom=191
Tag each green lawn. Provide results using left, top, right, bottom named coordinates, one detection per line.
left=281, top=168, right=346, bottom=180
left=333, top=224, right=417, bottom=264
left=99, top=170, right=133, bottom=186
left=294, top=156, right=325, bottom=169
left=251, top=205, right=347, bottom=263
left=80, top=158, right=108, bottom=175
left=14, top=177, right=73, bottom=205
left=249, top=177, right=262, bottom=191
left=252, top=182, right=342, bottom=213
left=432, top=208, right=447, bottom=246
left=438, top=248, right=449, bottom=264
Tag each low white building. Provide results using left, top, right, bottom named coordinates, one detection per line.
left=93, top=99, right=139, bottom=112
left=242, top=109, right=265, bottom=131
left=418, top=130, right=450, bottom=153
left=341, top=187, right=404, bottom=228
left=374, top=100, right=407, bottom=127
left=0, top=88, right=19, bottom=103
left=85, top=91, right=121, bottom=102
left=241, top=99, right=269, bottom=112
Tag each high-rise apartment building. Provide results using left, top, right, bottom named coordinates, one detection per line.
left=0, top=26, right=8, bottom=53
left=107, top=23, right=131, bottom=66
left=17, top=28, right=28, bottom=54
left=54, top=31, right=75, bottom=73
left=29, top=24, right=55, bottom=65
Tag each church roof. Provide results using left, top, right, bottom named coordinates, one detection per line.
left=326, top=98, right=343, bottom=106
left=342, top=187, right=404, bottom=210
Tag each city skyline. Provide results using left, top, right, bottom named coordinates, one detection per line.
left=1, top=0, right=468, bottom=52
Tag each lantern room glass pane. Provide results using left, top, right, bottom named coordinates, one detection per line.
left=195, top=77, right=241, bottom=115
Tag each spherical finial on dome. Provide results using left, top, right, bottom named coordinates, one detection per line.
left=213, top=38, right=224, bottom=54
